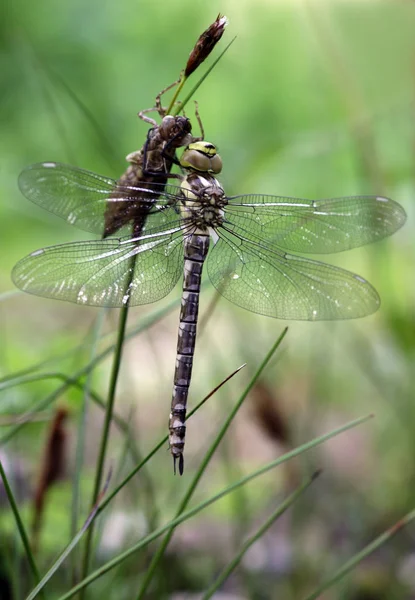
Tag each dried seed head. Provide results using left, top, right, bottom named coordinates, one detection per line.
left=32, top=406, right=69, bottom=548
left=37, top=406, right=69, bottom=491
left=251, top=382, right=290, bottom=445
left=185, top=14, right=228, bottom=78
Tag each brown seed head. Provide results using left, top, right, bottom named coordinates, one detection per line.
left=251, top=382, right=290, bottom=446
left=185, top=14, right=228, bottom=78
left=32, top=406, right=69, bottom=548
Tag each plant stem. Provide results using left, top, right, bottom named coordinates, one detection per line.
left=202, top=471, right=321, bottom=599
left=79, top=259, right=136, bottom=597
left=0, top=459, right=46, bottom=599
left=71, top=309, right=106, bottom=585
left=55, top=414, right=373, bottom=600
left=135, top=329, right=288, bottom=600
left=166, top=74, right=187, bottom=114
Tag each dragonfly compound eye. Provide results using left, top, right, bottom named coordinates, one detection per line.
left=180, top=141, right=222, bottom=174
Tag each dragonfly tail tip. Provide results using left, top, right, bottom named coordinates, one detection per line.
left=173, top=454, right=184, bottom=476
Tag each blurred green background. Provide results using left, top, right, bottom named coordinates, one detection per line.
left=1, top=0, right=415, bottom=598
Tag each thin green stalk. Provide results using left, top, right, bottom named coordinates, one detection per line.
left=7, top=545, right=20, bottom=600
left=0, top=459, right=45, bottom=599
left=0, top=289, right=21, bottom=302
left=0, top=371, right=77, bottom=391
left=26, top=471, right=111, bottom=600
left=23, top=366, right=245, bottom=600
left=0, top=309, right=114, bottom=385
left=71, top=309, right=106, bottom=584
left=47, top=67, right=118, bottom=171
left=303, top=507, right=415, bottom=600
left=35, top=59, right=77, bottom=165
left=220, top=430, right=253, bottom=595
left=91, top=407, right=138, bottom=571
left=21, top=33, right=118, bottom=171
left=0, top=282, right=201, bottom=392
left=135, top=329, right=288, bottom=599
left=0, top=372, right=130, bottom=435
left=79, top=296, right=131, bottom=594
left=52, top=414, right=373, bottom=600
left=304, top=1, right=383, bottom=193
left=202, top=470, right=321, bottom=599
left=0, top=293, right=183, bottom=446
left=9, top=368, right=245, bottom=597
left=96, top=363, right=246, bottom=516
left=166, top=74, right=187, bottom=115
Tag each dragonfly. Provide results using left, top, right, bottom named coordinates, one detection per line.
left=12, top=141, right=406, bottom=473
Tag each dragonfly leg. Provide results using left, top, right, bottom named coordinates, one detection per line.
left=139, top=77, right=182, bottom=124
left=193, top=101, right=204, bottom=140
left=154, top=76, right=181, bottom=117
left=138, top=107, right=158, bottom=126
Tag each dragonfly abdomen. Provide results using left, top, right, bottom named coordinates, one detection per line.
left=169, top=232, right=210, bottom=475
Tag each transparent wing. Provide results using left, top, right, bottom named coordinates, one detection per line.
left=12, top=222, right=185, bottom=307
left=225, top=194, right=406, bottom=254
left=207, top=228, right=380, bottom=320
left=18, top=162, right=183, bottom=236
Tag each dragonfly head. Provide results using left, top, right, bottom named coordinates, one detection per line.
left=159, top=115, right=193, bottom=147
left=180, top=141, right=222, bottom=175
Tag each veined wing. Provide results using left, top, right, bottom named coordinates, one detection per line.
left=225, top=194, right=406, bottom=254
left=207, top=227, right=380, bottom=320
left=12, top=225, right=185, bottom=307
left=18, top=162, right=183, bottom=236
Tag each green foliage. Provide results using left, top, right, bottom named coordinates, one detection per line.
left=1, top=1, right=415, bottom=599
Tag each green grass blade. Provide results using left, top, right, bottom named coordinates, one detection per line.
left=16, top=366, right=249, bottom=599
left=202, top=470, right=321, bottom=599
left=52, top=413, right=373, bottom=600
left=0, top=294, right=182, bottom=445
left=70, top=309, right=106, bottom=583
left=47, top=68, right=119, bottom=171
left=0, top=290, right=21, bottom=302
left=80, top=298, right=131, bottom=596
left=0, top=289, right=185, bottom=388
left=166, top=74, right=187, bottom=116
left=0, top=373, right=129, bottom=439
left=96, top=363, right=246, bottom=516
left=135, top=328, right=289, bottom=600
left=25, top=471, right=112, bottom=600
left=303, top=506, right=415, bottom=600
left=0, top=459, right=45, bottom=599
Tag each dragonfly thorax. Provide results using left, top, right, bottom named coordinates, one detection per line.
left=180, top=171, right=226, bottom=229
left=180, top=141, right=222, bottom=174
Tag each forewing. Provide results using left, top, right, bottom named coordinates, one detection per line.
left=18, top=163, right=120, bottom=234
left=12, top=229, right=184, bottom=307
left=18, top=162, right=182, bottom=236
left=225, top=194, right=406, bottom=254
left=207, top=229, right=380, bottom=320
